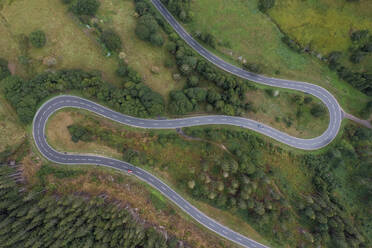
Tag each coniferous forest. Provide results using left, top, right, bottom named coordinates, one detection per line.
left=0, top=165, right=178, bottom=248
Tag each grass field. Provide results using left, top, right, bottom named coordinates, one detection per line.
left=0, top=0, right=118, bottom=81
left=243, top=89, right=329, bottom=138
left=269, top=0, right=372, bottom=85
left=269, top=0, right=372, bottom=55
left=96, top=0, right=183, bottom=99
left=185, top=0, right=370, bottom=116
left=0, top=0, right=182, bottom=99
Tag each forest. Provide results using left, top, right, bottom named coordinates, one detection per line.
left=2, top=68, right=165, bottom=123
left=0, top=164, right=179, bottom=248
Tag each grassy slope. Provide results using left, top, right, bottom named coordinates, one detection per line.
left=242, top=89, right=329, bottom=138
left=0, top=94, right=25, bottom=151
left=0, top=0, right=182, bottom=99
left=269, top=0, right=372, bottom=89
left=0, top=0, right=118, bottom=81
left=21, top=155, right=239, bottom=248
left=269, top=0, right=372, bottom=54
left=46, top=109, right=273, bottom=246
left=185, top=0, right=370, bottom=116
left=46, top=109, right=325, bottom=247
left=97, top=0, right=183, bottom=99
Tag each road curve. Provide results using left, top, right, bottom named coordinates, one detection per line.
left=33, top=95, right=272, bottom=248
left=32, top=1, right=345, bottom=247
left=151, top=0, right=343, bottom=150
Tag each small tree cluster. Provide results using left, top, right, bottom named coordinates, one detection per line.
left=71, top=0, right=100, bottom=16
left=135, top=14, right=164, bottom=46
left=3, top=67, right=164, bottom=123
left=67, top=124, right=93, bottom=143
left=193, top=31, right=217, bottom=48
left=258, top=0, right=275, bottom=12
left=0, top=58, right=10, bottom=80
left=161, top=0, right=193, bottom=23
left=100, top=29, right=122, bottom=52
left=29, top=30, right=46, bottom=48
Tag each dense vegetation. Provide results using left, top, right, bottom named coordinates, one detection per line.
left=327, top=30, right=372, bottom=96
left=0, top=58, right=10, bottom=81
left=0, top=165, right=178, bottom=248
left=29, top=30, right=47, bottom=48
left=258, top=0, right=275, bottom=13
left=100, top=29, right=122, bottom=53
left=2, top=69, right=165, bottom=123
left=135, top=14, right=164, bottom=47
left=183, top=125, right=371, bottom=248
left=63, top=108, right=371, bottom=247
left=160, top=0, right=193, bottom=23
left=68, top=124, right=93, bottom=143
left=264, top=2, right=372, bottom=96
left=71, top=0, right=100, bottom=16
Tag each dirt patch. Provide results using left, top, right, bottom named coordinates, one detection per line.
left=7, top=61, right=16, bottom=74
left=44, top=166, right=238, bottom=248
left=21, top=153, right=42, bottom=185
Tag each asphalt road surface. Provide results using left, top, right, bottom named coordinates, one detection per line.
left=31, top=1, right=345, bottom=247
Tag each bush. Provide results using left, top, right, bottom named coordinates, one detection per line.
left=71, top=0, right=100, bottom=16
left=164, top=57, right=174, bottom=68
left=349, top=51, right=365, bottom=64
left=350, top=30, right=369, bottom=42
left=187, top=76, right=199, bottom=87
left=29, top=30, right=46, bottom=48
left=67, top=124, right=93, bottom=143
left=0, top=58, right=10, bottom=80
left=282, top=35, right=301, bottom=52
left=311, top=104, right=326, bottom=117
left=150, top=33, right=164, bottom=46
left=135, top=1, right=148, bottom=16
left=258, top=0, right=275, bottom=12
left=135, top=24, right=151, bottom=41
left=101, top=29, right=122, bottom=52
left=61, top=0, right=72, bottom=4
left=243, top=63, right=262, bottom=74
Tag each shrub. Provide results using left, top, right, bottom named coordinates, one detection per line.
left=349, top=51, right=365, bottom=64
left=350, top=30, right=369, bottom=42
left=101, top=29, right=122, bottom=52
left=258, top=0, right=275, bottom=12
left=187, top=75, right=199, bottom=87
left=281, top=35, right=301, bottom=52
left=0, top=58, right=10, bottom=80
left=135, top=24, right=151, bottom=41
left=150, top=33, right=164, bottom=46
left=71, top=0, right=100, bottom=16
left=29, top=30, right=46, bottom=48
left=67, top=124, right=93, bottom=143
left=61, top=0, right=72, bottom=4
left=135, top=1, right=148, bottom=16
left=311, top=104, right=326, bottom=117
left=164, top=57, right=174, bottom=68
left=243, top=63, right=262, bottom=74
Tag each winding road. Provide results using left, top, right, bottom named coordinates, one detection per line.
left=32, top=1, right=346, bottom=247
